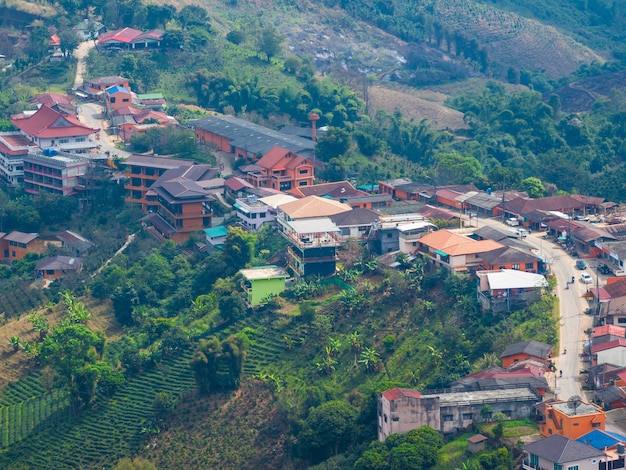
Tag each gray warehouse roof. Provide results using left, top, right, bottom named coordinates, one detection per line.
left=189, top=115, right=315, bottom=158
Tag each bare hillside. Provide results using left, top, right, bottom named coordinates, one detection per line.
left=428, top=0, right=605, bottom=79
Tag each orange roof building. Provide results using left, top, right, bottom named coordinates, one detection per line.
left=417, top=229, right=503, bottom=272
left=245, top=146, right=314, bottom=191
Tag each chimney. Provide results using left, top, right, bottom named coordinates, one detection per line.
left=308, top=112, right=320, bottom=142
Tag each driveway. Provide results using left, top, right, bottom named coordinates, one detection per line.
left=78, top=102, right=131, bottom=159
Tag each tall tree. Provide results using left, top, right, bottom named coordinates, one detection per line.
left=256, top=25, right=284, bottom=62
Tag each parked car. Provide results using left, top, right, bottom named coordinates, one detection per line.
left=599, top=264, right=611, bottom=275
left=506, top=217, right=520, bottom=226
left=581, top=272, right=593, bottom=284
left=576, top=259, right=587, bottom=270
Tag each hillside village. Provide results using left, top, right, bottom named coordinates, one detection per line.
left=4, top=58, right=626, bottom=468
left=2, top=3, right=626, bottom=467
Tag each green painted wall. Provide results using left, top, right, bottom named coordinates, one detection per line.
left=248, top=277, right=286, bottom=306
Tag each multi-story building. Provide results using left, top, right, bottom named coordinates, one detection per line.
left=233, top=194, right=298, bottom=231
left=0, top=133, right=34, bottom=186
left=10, top=105, right=99, bottom=154
left=245, top=146, right=314, bottom=191
left=123, top=155, right=193, bottom=212
left=537, top=399, right=606, bottom=440
left=145, top=164, right=217, bottom=243
left=22, top=152, right=90, bottom=196
left=280, top=217, right=341, bottom=278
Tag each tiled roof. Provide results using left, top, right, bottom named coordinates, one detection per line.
left=291, top=180, right=365, bottom=198
left=35, top=256, right=82, bottom=271
left=98, top=27, right=144, bottom=44
left=591, top=339, right=626, bottom=354
left=84, top=76, right=127, bottom=86
left=255, top=146, right=309, bottom=171
left=329, top=208, right=379, bottom=227
left=4, top=231, right=38, bottom=244
left=501, top=340, right=553, bottom=359
left=34, top=93, right=73, bottom=107
left=523, top=435, right=605, bottom=463
left=480, top=246, right=541, bottom=264
left=381, top=387, right=421, bottom=401
left=419, top=229, right=503, bottom=256
left=593, top=325, right=626, bottom=338
left=505, top=195, right=584, bottom=215
left=10, top=105, right=97, bottom=138
left=467, top=434, right=488, bottom=444
left=278, top=195, right=351, bottom=219
left=225, top=177, right=253, bottom=191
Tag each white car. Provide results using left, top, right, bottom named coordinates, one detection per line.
left=581, top=273, right=593, bottom=284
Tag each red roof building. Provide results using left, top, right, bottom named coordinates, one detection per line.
left=245, top=146, right=314, bottom=191
left=97, top=28, right=164, bottom=49
left=10, top=105, right=98, bottom=153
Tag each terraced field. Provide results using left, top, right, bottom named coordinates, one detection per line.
left=0, top=350, right=196, bottom=469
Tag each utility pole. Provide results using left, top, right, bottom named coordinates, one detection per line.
left=501, top=177, right=506, bottom=220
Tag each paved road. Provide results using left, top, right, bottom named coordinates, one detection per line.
left=78, top=102, right=131, bottom=159
left=72, top=40, right=96, bottom=91
left=474, top=217, right=595, bottom=400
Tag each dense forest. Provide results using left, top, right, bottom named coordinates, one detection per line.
left=0, top=0, right=623, bottom=467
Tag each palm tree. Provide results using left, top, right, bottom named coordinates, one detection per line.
left=8, top=335, right=21, bottom=352
left=359, top=347, right=381, bottom=373
left=347, top=331, right=362, bottom=367
left=327, top=337, right=342, bottom=357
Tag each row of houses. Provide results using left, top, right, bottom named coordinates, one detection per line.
left=378, top=339, right=625, bottom=470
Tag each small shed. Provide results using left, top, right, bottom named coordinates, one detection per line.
left=240, top=266, right=289, bottom=306
left=204, top=226, right=228, bottom=251
left=467, top=434, right=488, bottom=453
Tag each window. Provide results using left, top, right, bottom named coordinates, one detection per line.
left=503, top=410, right=512, bottom=418
left=618, top=318, right=626, bottom=325
left=383, top=414, right=387, bottom=423
left=110, top=97, right=116, bottom=103
left=299, top=181, right=308, bottom=186
left=76, top=137, right=86, bottom=142
left=59, top=139, right=69, bottom=144
left=529, top=454, right=539, bottom=467
left=442, top=415, right=453, bottom=422
left=566, top=466, right=578, bottom=470
left=512, top=264, right=520, bottom=270
left=391, top=416, right=399, bottom=422
left=462, top=413, right=473, bottom=420
left=525, top=263, right=534, bottom=269
left=386, top=233, right=392, bottom=238
left=260, top=213, right=266, bottom=218
left=573, top=422, right=579, bottom=426
left=299, top=169, right=309, bottom=175
left=46, top=270, right=54, bottom=275
left=592, top=422, right=601, bottom=428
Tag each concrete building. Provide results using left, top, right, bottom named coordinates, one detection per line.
left=240, top=266, right=289, bottom=306
left=22, top=152, right=90, bottom=196
left=378, top=385, right=540, bottom=440
left=537, top=399, right=606, bottom=440
left=0, top=133, right=34, bottom=186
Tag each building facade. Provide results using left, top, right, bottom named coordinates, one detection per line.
left=22, top=153, right=89, bottom=196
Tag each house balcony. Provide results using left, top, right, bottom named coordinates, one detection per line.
left=282, top=229, right=339, bottom=248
